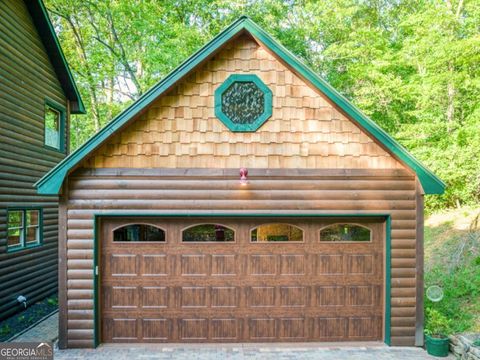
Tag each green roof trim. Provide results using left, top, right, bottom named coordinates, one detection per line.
left=35, top=16, right=445, bottom=195
left=214, top=74, right=273, bottom=132
left=26, top=0, right=85, bottom=114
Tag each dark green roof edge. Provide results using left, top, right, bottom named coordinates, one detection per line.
left=35, top=16, right=445, bottom=195
left=26, top=0, right=85, bottom=114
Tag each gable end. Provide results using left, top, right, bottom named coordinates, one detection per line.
left=35, top=16, right=444, bottom=195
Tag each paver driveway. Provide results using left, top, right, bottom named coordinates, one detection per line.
left=54, top=343, right=453, bottom=359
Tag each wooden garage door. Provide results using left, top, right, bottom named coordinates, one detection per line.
left=100, top=217, right=384, bottom=343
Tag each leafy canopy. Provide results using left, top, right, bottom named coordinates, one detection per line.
left=46, top=0, right=480, bottom=210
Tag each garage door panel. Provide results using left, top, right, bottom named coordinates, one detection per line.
left=315, top=254, right=345, bottom=275
left=110, top=286, right=138, bottom=309
left=280, top=254, right=306, bottom=275
left=279, top=286, right=308, bottom=307
left=141, top=286, right=169, bottom=309
left=180, top=318, right=208, bottom=340
left=211, top=318, right=239, bottom=340
left=180, top=254, right=209, bottom=276
left=348, top=316, right=383, bottom=339
left=109, top=254, right=138, bottom=277
left=248, top=318, right=276, bottom=340
left=279, top=318, right=306, bottom=340
left=316, top=286, right=346, bottom=306
left=248, top=254, right=278, bottom=276
left=141, top=254, right=170, bottom=276
left=101, top=218, right=385, bottom=343
left=211, top=254, right=238, bottom=276
left=211, top=286, right=239, bottom=308
left=107, top=318, right=138, bottom=342
left=142, top=318, right=171, bottom=341
left=314, top=317, right=348, bottom=340
left=102, top=285, right=383, bottom=312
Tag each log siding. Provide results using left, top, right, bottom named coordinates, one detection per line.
left=64, top=168, right=419, bottom=347
left=0, top=0, right=69, bottom=320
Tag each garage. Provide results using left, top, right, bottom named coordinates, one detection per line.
left=36, top=16, right=444, bottom=348
left=99, top=217, right=385, bottom=342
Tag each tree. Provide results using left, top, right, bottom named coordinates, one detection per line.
left=45, top=0, right=480, bottom=210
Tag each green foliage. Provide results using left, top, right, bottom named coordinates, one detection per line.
left=425, top=210, right=480, bottom=333
left=45, top=0, right=480, bottom=210
left=0, top=324, right=11, bottom=336
left=425, top=262, right=480, bottom=333
left=46, top=297, right=58, bottom=306
left=425, top=308, right=452, bottom=336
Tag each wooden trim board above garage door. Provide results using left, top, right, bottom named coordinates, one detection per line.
left=94, top=214, right=390, bottom=345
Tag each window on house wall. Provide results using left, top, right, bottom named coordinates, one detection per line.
left=7, top=209, right=41, bottom=251
left=320, top=224, right=371, bottom=242
left=251, top=223, right=303, bottom=242
left=182, top=224, right=235, bottom=242
left=44, top=102, right=64, bottom=151
left=113, top=224, right=165, bottom=242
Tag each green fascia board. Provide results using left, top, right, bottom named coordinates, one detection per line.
left=35, top=16, right=445, bottom=195
left=243, top=19, right=445, bottom=194
left=214, top=74, right=273, bottom=132
left=35, top=16, right=250, bottom=194
left=26, top=0, right=85, bottom=114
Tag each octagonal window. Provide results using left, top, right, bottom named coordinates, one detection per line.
left=214, top=74, right=272, bottom=132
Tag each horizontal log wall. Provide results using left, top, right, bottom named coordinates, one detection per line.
left=86, top=34, right=404, bottom=170
left=0, top=0, right=68, bottom=320
left=65, top=168, right=418, bottom=347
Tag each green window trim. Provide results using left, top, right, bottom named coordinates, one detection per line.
left=6, top=208, right=43, bottom=253
left=215, top=74, right=273, bottom=132
left=44, top=99, right=66, bottom=153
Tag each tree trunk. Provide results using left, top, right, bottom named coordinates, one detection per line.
left=446, top=62, right=455, bottom=132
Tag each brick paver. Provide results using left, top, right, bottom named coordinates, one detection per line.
left=10, top=311, right=58, bottom=343
left=54, top=343, right=455, bottom=359
left=6, top=314, right=455, bottom=359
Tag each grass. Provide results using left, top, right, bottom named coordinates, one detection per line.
left=424, top=206, right=480, bottom=334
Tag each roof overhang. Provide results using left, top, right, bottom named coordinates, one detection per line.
left=26, top=0, right=85, bottom=114
left=35, top=16, right=445, bottom=195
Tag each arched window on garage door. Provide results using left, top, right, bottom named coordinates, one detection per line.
left=319, top=224, right=371, bottom=242
left=251, top=223, right=304, bottom=242
left=113, top=224, right=166, bottom=242
left=182, top=224, right=235, bottom=242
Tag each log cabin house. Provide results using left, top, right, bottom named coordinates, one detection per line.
left=0, top=0, right=84, bottom=320
left=36, top=16, right=445, bottom=348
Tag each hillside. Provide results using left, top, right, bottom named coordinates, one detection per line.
left=424, top=207, right=480, bottom=333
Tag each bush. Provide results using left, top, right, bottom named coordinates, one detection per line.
left=425, top=258, right=480, bottom=333
left=425, top=308, right=452, bottom=336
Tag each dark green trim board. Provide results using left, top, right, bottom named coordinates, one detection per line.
left=24, top=0, right=85, bottom=113
left=93, top=217, right=100, bottom=348
left=214, top=74, right=273, bottom=132
left=35, top=16, right=444, bottom=195
left=44, top=98, right=67, bottom=153
left=92, top=213, right=392, bottom=347
left=6, top=207, right=43, bottom=253
left=385, top=216, right=392, bottom=345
